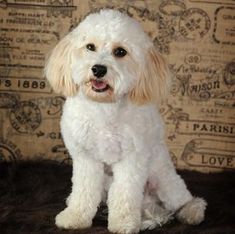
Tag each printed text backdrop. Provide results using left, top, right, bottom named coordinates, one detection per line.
left=0, top=0, right=235, bottom=172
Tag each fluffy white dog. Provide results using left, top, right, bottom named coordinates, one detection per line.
left=45, top=9, right=206, bottom=234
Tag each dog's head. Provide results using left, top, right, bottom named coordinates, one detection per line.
left=45, top=9, right=171, bottom=105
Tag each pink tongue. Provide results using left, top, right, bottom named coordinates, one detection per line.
left=92, top=80, right=107, bottom=89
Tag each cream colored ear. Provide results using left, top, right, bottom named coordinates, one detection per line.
left=129, top=47, right=171, bottom=105
left=44, top=35, right=77, bottom=96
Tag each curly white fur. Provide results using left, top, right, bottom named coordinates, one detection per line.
left=45, top=9, right=207, bottom=234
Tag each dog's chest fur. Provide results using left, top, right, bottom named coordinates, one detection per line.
left=61, top=97, right=160, bottom=165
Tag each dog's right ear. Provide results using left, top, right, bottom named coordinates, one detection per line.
left=44, top=34, right=77, bottom=96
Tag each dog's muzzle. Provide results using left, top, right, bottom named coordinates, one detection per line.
left=90, top=64, right=110, bottom=92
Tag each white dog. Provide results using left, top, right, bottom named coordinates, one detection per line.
left=45, top=9, right=206, bottom=234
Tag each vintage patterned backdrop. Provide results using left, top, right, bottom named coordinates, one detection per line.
left=0, top=0, right=234, bottom=172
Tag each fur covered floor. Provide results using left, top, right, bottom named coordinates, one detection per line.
left=0, top=161, right=234, bottom=234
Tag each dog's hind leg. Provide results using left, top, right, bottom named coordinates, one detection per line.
left=148, top=144, right=207, bottom=225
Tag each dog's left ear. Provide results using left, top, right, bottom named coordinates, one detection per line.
left=129, top=46, right=171, bottom=105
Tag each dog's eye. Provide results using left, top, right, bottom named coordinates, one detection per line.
left=86, top=43, right=96, bottom=51
left=113, top=47, right=127, bottom=58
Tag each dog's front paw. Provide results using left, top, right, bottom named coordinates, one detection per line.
left=108, top=211, right=141, bottom=234
left=177, top=197, right=207, bottom=225
left=55, top=207, right=92, bottom=229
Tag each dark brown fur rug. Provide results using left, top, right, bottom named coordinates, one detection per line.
left=0, top=161, right=235, bottom=234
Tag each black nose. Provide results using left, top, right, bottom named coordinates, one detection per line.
left=91, top=64, right=107, bottom=78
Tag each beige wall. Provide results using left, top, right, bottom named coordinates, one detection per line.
left=0, top=0, right=234, bottom=172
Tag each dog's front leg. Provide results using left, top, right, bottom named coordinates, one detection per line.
left=107, top=154, right=148, bottom=234
left=55, top=156, right=104, bottom=229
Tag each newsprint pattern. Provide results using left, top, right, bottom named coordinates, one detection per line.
left=0, top=0, right=234, bottom=172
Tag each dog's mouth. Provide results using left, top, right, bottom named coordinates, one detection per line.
left=91, top=79, right=110, bottom=93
